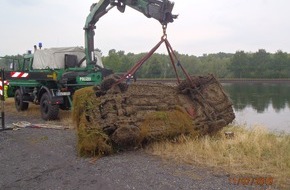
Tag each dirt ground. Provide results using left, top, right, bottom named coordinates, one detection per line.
left=0, top=110, right=251, bottom=190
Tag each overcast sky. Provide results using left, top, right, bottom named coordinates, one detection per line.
left=0, top=0, right=289, bottom=56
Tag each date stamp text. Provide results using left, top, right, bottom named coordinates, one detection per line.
left=229, top=176, right=274, bottom=186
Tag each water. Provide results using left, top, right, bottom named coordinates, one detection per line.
left=222, top=82, right=290, bottom=133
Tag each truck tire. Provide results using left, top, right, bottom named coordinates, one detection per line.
left=14, top=89, right=29, bottom=111
left=40, top=92, right=59, bottom=120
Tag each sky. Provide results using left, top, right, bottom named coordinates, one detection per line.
left=0, top=0, right=290, bottom=56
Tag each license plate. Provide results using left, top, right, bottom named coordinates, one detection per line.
left=56, top=91, right=71, bottom=96
left=79, top=77, right=92, bottom=82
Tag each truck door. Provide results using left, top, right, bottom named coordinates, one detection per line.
left=23, top=58, right=32, bottom=71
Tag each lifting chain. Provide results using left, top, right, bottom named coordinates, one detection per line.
left=162, top=25, right=167, bottom=39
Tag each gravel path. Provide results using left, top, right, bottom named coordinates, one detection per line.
left=0, top=112, right=261, bottom=190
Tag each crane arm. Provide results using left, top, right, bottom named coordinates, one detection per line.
left=84, top=0, right=177, bottom=67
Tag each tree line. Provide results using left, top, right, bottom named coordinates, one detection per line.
left=1, top=49, right=290, bottom=78
left=102, top=49, right=290, bottom=79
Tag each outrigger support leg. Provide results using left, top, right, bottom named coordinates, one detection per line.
left=0, top=69, right=12, bottom=132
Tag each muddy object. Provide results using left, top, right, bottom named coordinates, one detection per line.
left=73, top=74, right=235, bottom=157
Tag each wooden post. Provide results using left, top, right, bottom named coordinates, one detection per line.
left=0, top=68, right=6, bottom=131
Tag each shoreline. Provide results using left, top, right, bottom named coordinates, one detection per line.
left=219, top=78, right=290, bottom=83
left=137, top=78, right=290, bottom=84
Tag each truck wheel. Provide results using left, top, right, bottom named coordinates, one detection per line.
left=14, top=89, right=29, bottom=111
left=40, top=92, right=59, bottom=120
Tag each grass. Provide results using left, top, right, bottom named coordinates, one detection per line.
left=145, top=125, right=290, bottom=189
left=71, top=87, right=113, bottom=157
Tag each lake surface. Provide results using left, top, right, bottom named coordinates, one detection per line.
left=222, top=82, right=290, bottom=133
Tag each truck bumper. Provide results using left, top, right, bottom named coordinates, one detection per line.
left=51, top=96, right=64, bottom=105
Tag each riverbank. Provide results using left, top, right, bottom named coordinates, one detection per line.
left=219, top=78, right=290, bottom=83
left=1, top=99, right=288, bottom=189
left=147, top=125, right=290, bottom=189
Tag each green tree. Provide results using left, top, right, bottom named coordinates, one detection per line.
left=229, top=51, right=249, bottom=78
left=251, top=49, right=271, bottom=78
left=273, top=50, right=289, bottom=78
left=103, top=49, right=121, bottom=72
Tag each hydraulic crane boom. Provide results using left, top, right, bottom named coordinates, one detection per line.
left=84, top=0, right=177, bottom=67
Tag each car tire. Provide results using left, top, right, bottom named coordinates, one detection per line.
left=14, top=89, right=29, bottom=111
left=40, top=92, right=59, bottom=120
